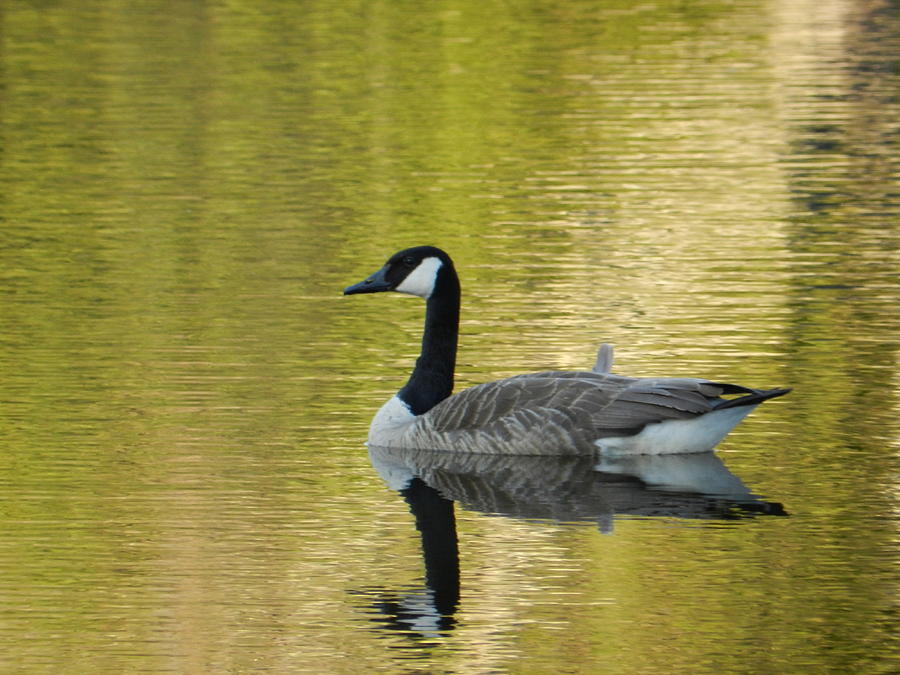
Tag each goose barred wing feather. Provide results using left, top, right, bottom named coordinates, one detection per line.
left=414, top=375, right=605, bottom=454
left=415, top=371, right=743, bottom=454
left=424, top=373, right=616, bottom=431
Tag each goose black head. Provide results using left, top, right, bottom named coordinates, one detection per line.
left=344, top=246, right=455, bottom=299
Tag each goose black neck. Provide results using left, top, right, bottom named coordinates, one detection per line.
left=398, top=265, right=460, bottom=416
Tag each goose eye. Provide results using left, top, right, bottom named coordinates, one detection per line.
left=402, top=256, right=416, bottom=266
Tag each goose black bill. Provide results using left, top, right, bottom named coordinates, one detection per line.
left=344, top=266, right=394, bottom=295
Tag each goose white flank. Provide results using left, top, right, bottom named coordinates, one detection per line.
left=344, top=246, right=789, bottom=456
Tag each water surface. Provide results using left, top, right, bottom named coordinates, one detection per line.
left=1, top=0, right=898, bottom=673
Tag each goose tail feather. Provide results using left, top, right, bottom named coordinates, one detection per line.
left=713, top=387, right=792, bottom=410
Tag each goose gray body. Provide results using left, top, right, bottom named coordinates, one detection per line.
left=345, top=246, right=789, bottom=456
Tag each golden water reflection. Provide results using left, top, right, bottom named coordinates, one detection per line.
left=0, top=0, right=897, bottom=672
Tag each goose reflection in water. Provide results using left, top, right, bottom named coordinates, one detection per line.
left=355, top=477, right=460, bottom=639
left=357, top=446, right=785, bottom=641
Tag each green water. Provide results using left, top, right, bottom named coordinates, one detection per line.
left=1, top=1, right=898, bottom=673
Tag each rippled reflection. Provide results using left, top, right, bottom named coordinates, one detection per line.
left=354, top=478, right=460, bottom=641
left=370, top=446, right=787, bottom=531
left=1, top=0, right=897, bottom=671
left=360, top=445, right=786, bottom=641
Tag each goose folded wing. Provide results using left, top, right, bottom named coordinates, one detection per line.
left=422, top=372, right=746, bottom=440
left=422, top=374, right=622, bottom=433
left=589, top=378, right=734, bottom=437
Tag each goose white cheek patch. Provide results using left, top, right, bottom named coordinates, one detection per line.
left=396, top=256, right=443, bottom=298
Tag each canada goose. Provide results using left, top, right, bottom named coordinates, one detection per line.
left=344, top=246, right=789, bottom=456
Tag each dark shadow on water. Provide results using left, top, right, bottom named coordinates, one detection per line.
left=354, top=447, right=786, bottom=643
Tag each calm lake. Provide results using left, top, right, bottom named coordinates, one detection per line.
left=1, top=1, right=898, bottom=673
